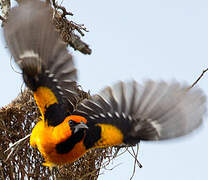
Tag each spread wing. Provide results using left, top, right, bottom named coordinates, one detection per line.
left=4, top=0, right=83, bottom=126
left=75, top=80, right=206, bottom=146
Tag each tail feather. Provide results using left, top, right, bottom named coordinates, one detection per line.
left=76, top=80, right=206, bottom=144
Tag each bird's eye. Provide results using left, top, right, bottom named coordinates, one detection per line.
left=68, top=120, right=74, bottom=126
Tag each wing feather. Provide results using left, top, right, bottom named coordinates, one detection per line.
left=76, top=80, right=206, bottom=143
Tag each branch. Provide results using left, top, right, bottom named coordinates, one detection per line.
left=53, top=12, right=92, bottom=54
left=51, top=0, right=92, bottom=54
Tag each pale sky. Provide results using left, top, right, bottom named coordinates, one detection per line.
left=0, top=0, right=208, bottom=179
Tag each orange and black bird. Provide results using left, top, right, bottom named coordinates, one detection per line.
left=3, top=0, right=207, bottom=167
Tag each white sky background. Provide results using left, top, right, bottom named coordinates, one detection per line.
left=0, top=0, right=208, bottom=179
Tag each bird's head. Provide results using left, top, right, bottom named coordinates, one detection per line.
left=65, top=115, right=88, bottom=135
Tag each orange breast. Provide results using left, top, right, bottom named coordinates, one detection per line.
left=30, top=119, right=87, bottom=167
left=43, top=140, right=87, bottom=166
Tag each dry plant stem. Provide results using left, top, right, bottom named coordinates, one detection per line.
left=51, top=0, right=92, bottom=54
left=112, top=147, right=128, bottom=159
left=132, top=145, right=142, bottom=168
left=0, top=0, right=10, bottom=18
left=188, top=68, right=208, bottom=89
left=130, top=145, right=140, bottom=180
left=0, top=0, right=10, bottom=24
left=4, top=134, right=31, bottom=162
left=68, top=33, right=92, bottom=54
left=126, top=146, right=142, bottom=168
left=102, top=162, right=122, bottom=172
left=10, top=56, right=21, bottom=74
left=52, top=0, right=73, bottom=17
left=53, top=13, right=92, bottom=54
left=4, top=134, right=31, bottom=153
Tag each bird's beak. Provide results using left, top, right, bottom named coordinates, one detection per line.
left=74, top=122, right=88, bottom=133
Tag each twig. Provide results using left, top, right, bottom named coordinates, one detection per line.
left=70, top=21, right=89, bottom=36
left=53, top=13, right=92, bottom=54
left=4, top=133, right=31, bottom=162
left=188, top=68, right=208, bottom=90
left=97, top=156, right=122, bottom=178
left=51, top=0, right=91, bottom=54
left=51, top=0, right=73, bottom=17
left=126, top=146, right=142, bottom=168
left=4, top=134, right=31, bottom=154
left=4, top=147, right=15, bottom=161
left=69, top=33, right=92, bottom=54
left=112, top=147, right=128, bottom=159
left=130, top=145, right=140, bottom=180
left=102, top=162, right=122, bottom=171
